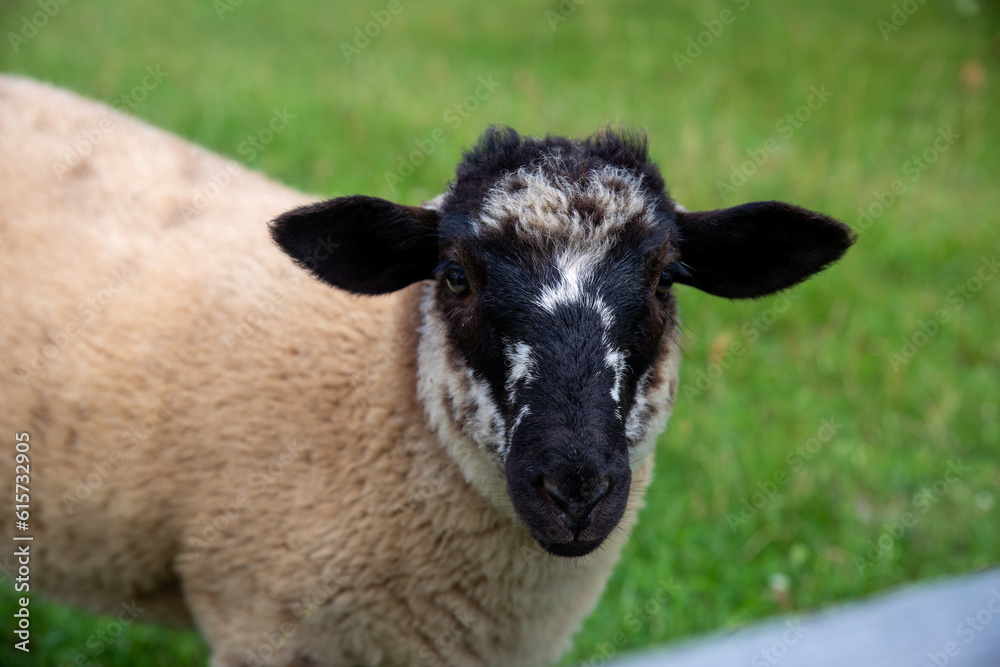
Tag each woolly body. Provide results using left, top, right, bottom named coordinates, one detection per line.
left=0, top=77, right=660, bottom=666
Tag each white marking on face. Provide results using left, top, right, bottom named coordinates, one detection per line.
left=625, top=368, right=653, bottom=443
left=504, top=341, right=536, bottom=404
left=417, top=287, right=507, bottom=461
left=535, top=249, right=615, bottom=325
left=503, top=404, right=532, bottom=459
left=416, top=284, right=515, bottom=515
left=625, top=339, right=681, bottom=467
left=536, top=250, right=590, bottom=313
left=605, top=348, right=627, bottom=406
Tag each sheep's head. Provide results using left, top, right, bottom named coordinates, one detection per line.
left=271, top=127, right=854, bottom=557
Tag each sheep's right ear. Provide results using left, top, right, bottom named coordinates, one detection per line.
left=270, top=195, right=440, bottom=295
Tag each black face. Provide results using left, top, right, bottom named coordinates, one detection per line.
left=433, top=206, right=680, bottom=556
left=269, top=125, right=856, bottom=558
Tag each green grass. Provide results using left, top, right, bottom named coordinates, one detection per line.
left=2, top=0, right=998, bottom=664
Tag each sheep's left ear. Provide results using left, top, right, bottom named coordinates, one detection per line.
left=270, top=195, right=440, bottom=295
left=673, top=201, right=855, bottom=299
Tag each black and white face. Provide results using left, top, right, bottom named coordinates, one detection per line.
left=271, top=127, right=854, bottom=557
left=419, top=160, right=684, bottom=557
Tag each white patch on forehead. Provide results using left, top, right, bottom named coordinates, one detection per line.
left=536, top=249, right=590, bottom=312
left=536, top=249, right=616, bottom=332
left=476, top=164, right=655, bottom=243
left=504, top=341, right=536, bottom=404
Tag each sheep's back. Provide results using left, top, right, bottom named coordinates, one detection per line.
left=0, top=75, right=404, bottom=620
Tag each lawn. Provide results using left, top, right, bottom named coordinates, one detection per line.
left=1, top=0, right=998, bottom=665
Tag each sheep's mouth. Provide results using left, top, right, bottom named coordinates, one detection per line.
left=535, top=536, right=606, bottom=558
left=507, top=466, right=631, bottom=559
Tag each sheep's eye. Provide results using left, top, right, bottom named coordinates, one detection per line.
left=655, top=269, right=674, bottom=299
left=445, top=267, right=470, bottom=296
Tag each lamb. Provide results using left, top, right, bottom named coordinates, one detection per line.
left=0, top=75, right=854, bottom=667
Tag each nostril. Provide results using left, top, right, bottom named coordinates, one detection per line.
left=542, top=475, right=571, bottom=512
left=580, top=476, right=610, bottom=506
left=540, top=474, right=612, bottom=537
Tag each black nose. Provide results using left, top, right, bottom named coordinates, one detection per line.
left=542, top=474, right=611, bottom=537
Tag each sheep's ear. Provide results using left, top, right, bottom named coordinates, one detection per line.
left=270, top=195, right=440, bottom=295
left=673, top=201, right=855, bottom=299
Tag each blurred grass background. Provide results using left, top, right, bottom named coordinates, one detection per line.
left=1, top=0, right=998, bottom=664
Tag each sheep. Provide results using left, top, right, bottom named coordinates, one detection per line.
left=0, top=75, right=854, bottom=667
